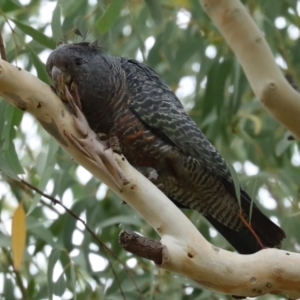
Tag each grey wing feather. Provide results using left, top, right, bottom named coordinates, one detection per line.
left=121, top=58, right=231, bottom=180
left=121, top=59, right=286, bottom=254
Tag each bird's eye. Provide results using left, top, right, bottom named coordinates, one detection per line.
left=74, top=58, right=83, bottom=66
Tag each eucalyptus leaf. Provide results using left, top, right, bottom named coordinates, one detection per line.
left=97, top=215, right=143, bottom=229
left=96, top=0, right=124, bottom=34
left=47, top=248, right=62, bottom=300
left=0, top=151, right=21, bottom=181
left=144, top=0, right=163, bottom=25
left=51, top=3, right=63, bottom=41
left=53, top=271, right=66, bottom=296
left=10, top=19, right=56, bottom=49
left=27, top=141, right=59, bottom=215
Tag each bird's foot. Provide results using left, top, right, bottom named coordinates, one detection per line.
left=107, top=136, right=122, bottom=155
left=157, top=183, right=164, bottom=189
left=136, top=167, right=158, bottom=182
left=97, top=132, right=108, bottom=141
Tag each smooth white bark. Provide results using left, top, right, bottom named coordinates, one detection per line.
left=200, top=0, right=300, bottom=139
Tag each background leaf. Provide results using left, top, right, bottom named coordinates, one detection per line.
left=51, top=3, right=63, bottom=41
left=10, top=19, right=56, bottom=49
left=47, top=248, right=62, bottom=300
left=11, top=202, right=26, bottom=270
left=144, top=0, right=163, bottom=25
left=96, top=0, right=124, bottom=34
left=27, top=141, right=59, bottom=215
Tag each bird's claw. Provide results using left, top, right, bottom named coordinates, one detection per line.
left=106, top=136, right=122, bottom=155
left=136, top=167, right=158, bottom=182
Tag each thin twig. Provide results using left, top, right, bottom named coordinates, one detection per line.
left=6, top=177, right=61, bottom=215
left=0, top=31, right=7, bottom=61
left=20, top=179, right=143, bottom=300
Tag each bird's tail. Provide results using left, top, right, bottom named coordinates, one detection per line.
left=206, top=188, right=286, bottom=254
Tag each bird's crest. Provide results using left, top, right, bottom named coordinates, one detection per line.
left=56, top=28, right=102, bottom=51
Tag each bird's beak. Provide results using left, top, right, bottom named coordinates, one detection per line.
left=50, top=66, right=71, bottom=101
left=51, top=66, right=62, bottom=82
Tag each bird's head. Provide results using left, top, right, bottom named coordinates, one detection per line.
left=46, top=42, right=105, bottom=101
left=46, top=41, right=124, bottom=132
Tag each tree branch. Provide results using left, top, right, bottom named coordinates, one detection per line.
left=0, top=58, right=300, bottom=299
left=119, top=229, right=164, bottom=265
left=200, top=0, right=300, bottom=139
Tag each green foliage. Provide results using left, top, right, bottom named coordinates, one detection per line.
left=0, top=0, right=299, bottom=299
left=95, top=0, right=124, bottom=34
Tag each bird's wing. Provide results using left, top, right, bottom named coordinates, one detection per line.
left=122, top=58, right=231, bottom=180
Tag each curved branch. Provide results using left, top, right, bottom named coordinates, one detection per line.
left=200, top=0, right=300, bottom=139
left=0, top=58, right=300, bottom=299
